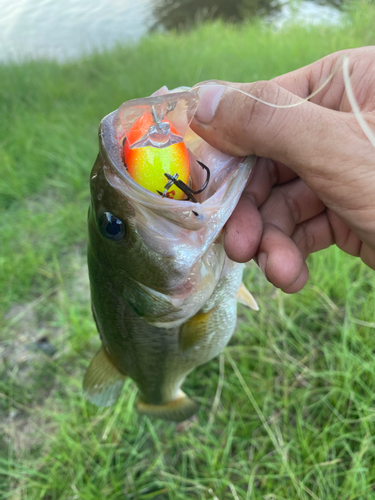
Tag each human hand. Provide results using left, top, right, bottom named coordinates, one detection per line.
left=191, top=47, right=375, bottom=293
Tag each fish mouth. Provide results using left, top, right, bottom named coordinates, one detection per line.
left=99, top=103, right=255, bottom=233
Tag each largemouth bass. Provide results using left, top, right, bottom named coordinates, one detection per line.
left=84, top=87, right=257, bottom=422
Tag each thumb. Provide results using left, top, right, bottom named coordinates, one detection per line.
left=190, top=80, right=362, bottom=187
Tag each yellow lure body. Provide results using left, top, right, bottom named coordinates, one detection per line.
left=124, top=114, right=190, bottom=200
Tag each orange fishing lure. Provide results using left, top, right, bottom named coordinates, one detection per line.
left=124, top=113, right=190, bottom=200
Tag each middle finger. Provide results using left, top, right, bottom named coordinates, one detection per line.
left=224, top=157, right=298, bottom=262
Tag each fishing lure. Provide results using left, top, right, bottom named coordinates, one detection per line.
left=118, top=88, right=211, bottom=203
left=124, top=112, right=190, bottom=200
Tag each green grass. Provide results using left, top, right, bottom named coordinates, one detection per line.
left=2, top=3, right=375, bottom=498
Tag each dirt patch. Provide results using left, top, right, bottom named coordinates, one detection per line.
left=1, top=249, right=91, bottom=457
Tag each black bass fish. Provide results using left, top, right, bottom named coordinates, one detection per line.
left=84, top=87, right=257, bottom=422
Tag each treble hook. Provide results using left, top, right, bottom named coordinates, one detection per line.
left=157, top=160, right=211, bottom=203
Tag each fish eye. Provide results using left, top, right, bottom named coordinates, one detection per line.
left=99, top=212, right=126, bottom=241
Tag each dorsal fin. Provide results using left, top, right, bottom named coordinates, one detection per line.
left=237, top=283, right=259, bottom=311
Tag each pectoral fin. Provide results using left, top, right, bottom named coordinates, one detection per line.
left=237, top=283, right=259, bottom=311
left=83, top=346, right=126, bottom=407
left=178, top=309, right=214, bottom=351
left=136, top=390, right=199, bottom=422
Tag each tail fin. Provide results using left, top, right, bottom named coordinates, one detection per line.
left=136, top=390, right=199, bottom=422
left=83, top=346, right=126, bottom=407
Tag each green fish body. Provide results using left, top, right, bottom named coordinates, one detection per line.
left=84, top=89, right=256, bottom=422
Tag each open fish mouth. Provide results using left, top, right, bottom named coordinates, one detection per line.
left=99, top=87, right=255, bottom=240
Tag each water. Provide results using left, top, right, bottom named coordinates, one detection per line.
left=0, top=0, right=341, bottom=63
left=274, top=0, right=342, bottom=28
left=0, top=0, right=153, bottom=62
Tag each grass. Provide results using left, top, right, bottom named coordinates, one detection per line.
left=1, top=3, right=375, bottom=498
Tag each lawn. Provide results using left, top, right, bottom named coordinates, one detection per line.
left=1, top=3, right=375, bottom=498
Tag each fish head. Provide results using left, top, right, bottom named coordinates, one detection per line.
left=88, top=88, right=255, bottom=327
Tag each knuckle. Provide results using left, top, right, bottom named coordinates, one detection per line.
left=237, top=81, right=296, bottom=156
left=293, top=222, right=315, bottom=257
left=284, top=190, right=301, bottom=225
left=224, top=81, right=281, bottom=154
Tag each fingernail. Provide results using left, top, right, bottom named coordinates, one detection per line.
left=195, top=84, right=226, bottom=124
left=257, top=252, right=267, bottom=278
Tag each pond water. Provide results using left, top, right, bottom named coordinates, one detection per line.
left=0, top=0, right=153, bottom=62
left=0, top=0, right=341, bottom=63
